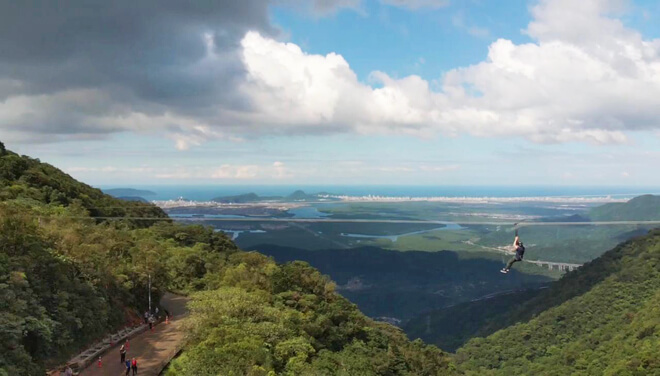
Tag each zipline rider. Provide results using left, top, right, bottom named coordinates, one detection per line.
left=501, top=230, right=525, bottom=274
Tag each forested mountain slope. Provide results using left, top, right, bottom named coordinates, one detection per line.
left=404, top=288, right=545, bottom=352
left=0, top=143, right=454, bottom=375
left=455, top=229, right=660, bottom=375
left=589, top=194, right=660, bottom=221
left=257, top=245, right=551, bottom=320
left=0, top=143, right=167, bottom=222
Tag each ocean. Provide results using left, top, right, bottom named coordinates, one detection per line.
left=98, top=185, right=660, bottom=202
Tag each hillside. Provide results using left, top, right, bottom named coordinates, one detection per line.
left=404, top=288, right=545, bottom=352
left=0, top=143, right=454, bottom=375
left=0, top=146, right=167, bottom=223
left=253, top=245, right=552, bottom=320
left=455, top=229, right=660, bottom=375
left=589, top=194, right=660, bottom=221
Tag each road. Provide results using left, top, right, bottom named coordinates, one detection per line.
left=78, top=293, right=188, bottom=376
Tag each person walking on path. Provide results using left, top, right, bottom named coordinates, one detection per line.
left=125, top=359, right=131, bottom=376
left=131, top=357, right=138, bottom=375
left=120, top=344, right=127, bottom=363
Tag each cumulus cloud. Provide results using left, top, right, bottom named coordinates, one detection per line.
left=0, top=0, right=274, bottom=142
left=237, top=0, right=660, bottom=144
left=2, top=0, right=660, bottom=147
left=152, top=165, right=260, bottom=180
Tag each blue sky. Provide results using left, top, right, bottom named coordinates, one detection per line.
left=4, top=0, right=660, bottom=186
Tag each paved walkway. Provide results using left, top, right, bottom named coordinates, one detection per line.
left=79, top=293, right=189, bottom=376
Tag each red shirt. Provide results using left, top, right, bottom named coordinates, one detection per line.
left=131, top=359, right=137, bottom=366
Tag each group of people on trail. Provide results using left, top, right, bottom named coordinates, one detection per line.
left=120, top=343, right=138, bottom=375
left=144, top=307, right=169, bottom=330
left=124, top=357, right=138, bottom=375
left=501, top=230, right=525, bottom=274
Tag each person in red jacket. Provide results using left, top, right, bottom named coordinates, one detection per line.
left=131, top=357, right=138, bottom=375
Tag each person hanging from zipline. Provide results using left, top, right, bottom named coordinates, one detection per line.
left=501, top=229, right=525, bottom=274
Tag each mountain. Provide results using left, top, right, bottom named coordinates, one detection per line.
left=252, top=245, right=552, bottom=320
left=0, top=142, right=453, bottom=375
left=404, top=288, right=545, bottom=352
left=589, top=194, right=660, bottom=221
left=454, top=229, right=660, bottom=374
left=0, top=146, right=167, bottom=223
left=287, top=189, right=310, bottom=200
left=103, top=188, right=156, bottom=198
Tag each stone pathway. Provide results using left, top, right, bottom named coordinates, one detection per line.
left=77, top=293, right=189, bottom=376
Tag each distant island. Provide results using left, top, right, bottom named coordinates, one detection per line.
left=103, top=188, right=157, bottom=198
left=211, top=190, right=341, bottom=203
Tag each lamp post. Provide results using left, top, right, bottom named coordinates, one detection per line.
left=148, top=273, right=152, bottom=314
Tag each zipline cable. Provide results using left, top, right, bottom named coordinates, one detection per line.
left=4, top=215, right=660, bottom=227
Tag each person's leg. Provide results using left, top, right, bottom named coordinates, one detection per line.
left=506, top=257, right=517, bottom=270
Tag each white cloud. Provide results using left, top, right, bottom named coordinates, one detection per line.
left=236, top=0, right=660, bottom=145
left=155, top=165, right=259, bottom=180
left=4, top=0, right=660, bottom=149
left=67, top=166, right=119, bottom=173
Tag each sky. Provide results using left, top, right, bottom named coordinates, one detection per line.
left=2, top=0, right=660, bottom=186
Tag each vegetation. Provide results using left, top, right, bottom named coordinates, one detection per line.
left=404, top=288, right=544, bottom=352
left=455, top=229, right=660, bottom=375
left=0, top=145, right=453, bottom=375
left=0, top=147, right=168, bottom=225
left=166, top=255, right=454, bottom=375
left=5, top=143, right=659, bottom=375
left=589, top=194, right=660, bottom=221
left=253, top=245, right=552, bottom=320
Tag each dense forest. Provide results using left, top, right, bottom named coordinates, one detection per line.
left=404, top=288, right=545, bottom=352
left=0, top=143, right=453, bottom=375
left=255, top=245, right=551, bottom=320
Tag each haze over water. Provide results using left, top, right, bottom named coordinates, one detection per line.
left=101, top=185, right=660, bottom=202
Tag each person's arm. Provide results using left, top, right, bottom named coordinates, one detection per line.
left=513, top=235, right=519, bottom=248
